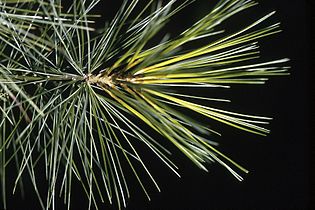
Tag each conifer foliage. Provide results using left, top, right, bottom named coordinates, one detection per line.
left=0, top=0, right=288, bottom=209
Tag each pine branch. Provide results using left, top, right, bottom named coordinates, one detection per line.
left=0, top=0, right=289, bottom=209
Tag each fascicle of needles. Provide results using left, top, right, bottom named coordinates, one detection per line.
left=0, top=0, right=289, bottom=209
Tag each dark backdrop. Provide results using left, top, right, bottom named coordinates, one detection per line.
left=6, top=0, right=312, bottom=209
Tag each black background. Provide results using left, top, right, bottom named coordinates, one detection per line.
left=5, top=0, right=313, bottom=209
